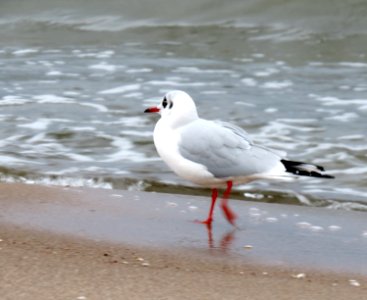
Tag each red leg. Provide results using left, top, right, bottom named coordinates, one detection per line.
left=196, top=188, right=218, bottom=227
left=220, top=181, right=237, bottom=226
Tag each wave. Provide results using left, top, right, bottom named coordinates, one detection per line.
left=0, top=166, right=113, bottom=188
left=1, top=162, right=366, bottom=212
left=1, top=0, right=367, bottom=37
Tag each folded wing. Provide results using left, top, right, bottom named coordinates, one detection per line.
left=178, top=119, right=284, bottom=179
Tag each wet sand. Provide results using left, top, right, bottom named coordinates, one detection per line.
left=0, top=183, right=366, bottom=299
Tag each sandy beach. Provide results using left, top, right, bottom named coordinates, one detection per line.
left=0, top=183, right=366, bottom=299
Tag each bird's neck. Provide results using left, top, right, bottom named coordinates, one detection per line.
left=166, top=112, right=199, bottom=129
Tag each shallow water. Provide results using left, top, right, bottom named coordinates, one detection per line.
left=3, top=185, right=367, bottom=274
left=0, top=0, right=367, bottom=209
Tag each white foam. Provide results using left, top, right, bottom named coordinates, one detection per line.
left=264, top=107, right=278, bottom=113
left=31, top=177, right=112, bottom=189
left=234, top=58, right=254, bottom=63
left=123, top=92, right=143, bottom=98
left=74, top=50, right=115, bottom=58
left=339, top=85, right=351, bottom=90
left=174, top=67, right=202, bottom=73
left=126, top=68, right=152, bottom=73
left=12, top=49, right=39, bottom=55
left=309, top=225, right=324, bottom=232
left=254, top=68, right=279, bottom=77
left=99, top=84, right=141, bottom=95
left=337, top=166, right=367, bottom=175
left=39, top=80, right=59, bottom=84
left=337, top=134, right=364, bottom=141
left=65, top=153, right=94, bottom=162
left=147, top=80, right=207, bottom=87
left=326, top=112, right=359, bottom=122
left=110, top=194, right=123, bottom=198
left=244, top=192, right=264, bottom=199
left=120, top=130, right=152, bottom=137
left=117, top=116, right=147, bottom=127
left=313, top=95, right=367, bottom=107
left=249, top=207, right=267, bottom=218
left=18, top=118, right=51, bottom=130
left=278, top=118, right=318, bottom=124
left=200, top=90, right=227, bottom=95
left=328, top=225, right=342, bottom=232
left=354, top=86, right=367, bottom=92
left=45, top=167, right=80, bottom=175
left=0, top=96, right=31, bottom=106
left=234, top=101, right=255, bottom=107
left=188, top=205, right=198, bottom=211
left=38, top=60, right=54, bottom=67
left=73, top=126, right=96, bottom=132
left=262, top=80, right=293, bottom=89
left=175, top=67, right=234, bottom=74
left=339, top=62, right=367, bottom=68
left=296, top=221, right=312, bottom=229
left=101, top=136, right=145, bottom=163
left=63, top=91, right=80, bottom=97
left=96, top=50, right=115, bottom=58
left=241, top=77, right=258, bottom=87
left=89, top=62, right=117, bottom=72
left=79, top=102, right=109, bottom=112
left=46, top=70, right=63, bottom=76
left=33, top=94, right=75, bottom=104
left=0, top=155, right=33, bottom=165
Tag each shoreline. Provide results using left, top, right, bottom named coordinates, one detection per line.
left=1, top=222, right=366, bottom=300
left=0, top=182, right=366, bottom=299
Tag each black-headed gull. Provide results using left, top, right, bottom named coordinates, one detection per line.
left=144, top=90, right=333, bottom=226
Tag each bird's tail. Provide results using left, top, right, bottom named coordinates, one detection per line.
left=281, top=159, right=334, bottom=179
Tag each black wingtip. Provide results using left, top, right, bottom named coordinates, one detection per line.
left=281, top=159, right=334, bottom=179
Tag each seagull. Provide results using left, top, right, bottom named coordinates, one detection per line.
left=144, top=90, right=334, bottom=227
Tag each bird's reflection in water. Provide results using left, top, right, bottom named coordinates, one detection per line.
left=204, top=223, right=236, bottom=252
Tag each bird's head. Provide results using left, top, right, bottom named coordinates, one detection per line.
left=144, top=90, right=198, bottom=128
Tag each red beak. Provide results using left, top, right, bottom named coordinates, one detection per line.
left=144, top=106, right=160, bottom=113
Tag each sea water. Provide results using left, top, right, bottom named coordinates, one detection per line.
left=0, top=0, right=366, bottom=209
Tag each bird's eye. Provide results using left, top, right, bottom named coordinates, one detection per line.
left=162, top=97, right=168, bottom=108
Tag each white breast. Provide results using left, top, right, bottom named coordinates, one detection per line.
left=153, top=119, right=217, bottom=186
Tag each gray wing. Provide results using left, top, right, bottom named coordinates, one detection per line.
left=178, top=119, right=282, bottom=178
